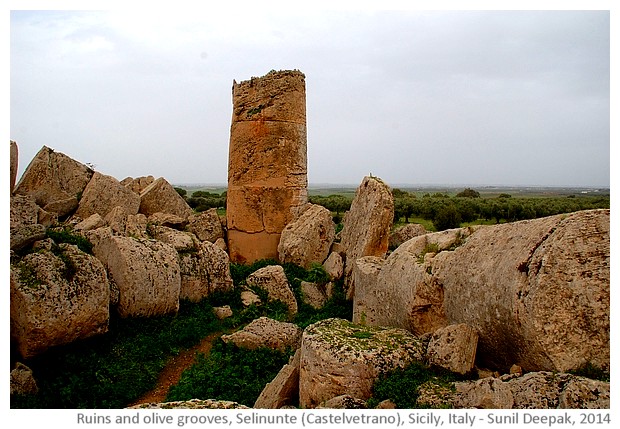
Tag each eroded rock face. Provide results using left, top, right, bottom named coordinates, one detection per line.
left=389, top=223, right=427, bottom=250
left=246, top=265, right=298, bottom=318
left=298, top=318, right=425, bottom=408
left=14, top=146, right=94, bottom=217
left=426, top=324, right=478, bottom=375
left=417, top=372, right=610, bottom=409
left=340, top=176, right=394, bottom=294
left=187, top=209, right=224, bottom=243
left=139, top=177, right=192, bottom=219
left=76, top=171, right=140, bottom=219
left=352, top=256, right=385, bottom=324
left=179, top=241, right=233, bottom=303
left=361, top=209, right=609, bottom=373
left=121, top=175, right=154, bottom=194
left=10, top=194, right=39, bottom=230
left=278, top=204, right=335, bottom=269
left=10, top=244, right=110, bottom=358
left=93, top=236, right=180, bottom=318
left=10, top=362, right=38, bottom=396
left=436, top=209, right=610, bottom=373
left=221, top=317, right=302, bottom=352
left=226, top=70, right=308, bottom=264
left=254, top=349, right=301, bottom=409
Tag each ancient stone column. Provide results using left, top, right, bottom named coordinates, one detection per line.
left=227, top=70, right=308, bottom=264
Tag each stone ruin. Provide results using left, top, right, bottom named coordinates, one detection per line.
left=8, top=69, right=611, bottom=409
left=226, top=70, right=308, bottom=264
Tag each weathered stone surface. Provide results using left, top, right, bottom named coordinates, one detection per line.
left=10, top=224, right=47, bottom=252
left=10, top=140, right=18, bottom=193
left=122, top=175, right=154, bottom=194
left=359, top=227, right=478, bottom=334
left=364, top=210, right=609, bottom=373
left=148, top=225, right=197, bottom=252
left=213, top=305, right=233, bottom=320
left=299, top=318, right=426, bottom=408
left=139, top=177, right=192, bottom=218
left=246, top=265, right=298, bottom=318
left=254, top=349, right=301, bottom=409
left=436, top=210, right=610, bottom=372
left=10, top=194, right=39, bottom=230
left=148, top=212, right=188, bottom=229
left=417, top=372, right=610, bottom=409
left=187, top=209, right=224, bottom=243
left=76, top=171, right=140, bottom=219
left=221, top=317, right=302, bottom=352
left=74, top=213, right=105, bottom=232
left=241, top=288, right=261, bottom=307
left=93, top=236, right=180, bottom=317
left=352, top=256, right=385, bottom=324
left=278, top=204, right=335, bottom=268
left=389, top=223, right=427, bottom=250
left=317, top=395, right=367, bottom=409
left=10, top=362, right=38, bottom=396
left=301, top=281, right=327, bottom=309
left=340, top=176, right=394, bottom=294
left=227, top=70, right=308, bottom=264
left=10, top=244, right=110, bottom=358
left=14, top=146, right=93, bottom=217
left=179, top=241, right=233, bottom=302
left=129, top=399, right=249, bottom=409
left=42, top=197, right=79, bottom=218
left=322, top=251, right=344, bottom=281
left=104, top=206, right=149, bottom=238
left=426, top=324, right=478, bottom=375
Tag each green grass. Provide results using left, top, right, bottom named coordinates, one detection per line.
left=367, top=361, right=469, bottom=409
left=166, top=340, right=292, bottom=407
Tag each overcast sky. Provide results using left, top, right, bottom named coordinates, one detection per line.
left=8, top=4, right=612, bottom=188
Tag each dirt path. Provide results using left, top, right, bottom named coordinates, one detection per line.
left=130, top=332, right=223, bottom=406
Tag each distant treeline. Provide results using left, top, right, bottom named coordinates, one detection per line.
left=176, top=187, right=609, bottom=232
left=310, top=188, right=610, bottom=231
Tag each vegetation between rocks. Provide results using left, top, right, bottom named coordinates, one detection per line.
left=11, top=260, right=352, bottom=409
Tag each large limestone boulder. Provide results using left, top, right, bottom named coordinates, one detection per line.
left=352, top=256, right=384, bottom=324
left=179, top=241, right=233, bottom=302
left=104, top=206, right=148, bottom=238
left=187, top=209, right=224, bottom=243
left=418, top=372, right=610, bottom=409
left=362, top=209, right=609, bottom=373
left=139, top=177, right=192, bottom=219
left=298, top=318, right=426, bottom=408
left=13, top=146, right=94, bottom=217
left=278, top=203, right=335, bottom=268
left=10, top=140, right=18, bottom=193
left=254, top=349, right=301, bottom=409
left=246, top=265, right=298, bottom=318
left=358, top=228, right=471, bottom=334
left=435, top=209, right=610, bottom=372
left=76, top=171, right=140, bottom=219
left=10, top=244, right=110, bottom=358
left=221, top=317, right=302, bottom=352
left=93, top=236, right=181, bottom=317
left=339, top=176, right=394, bottom=294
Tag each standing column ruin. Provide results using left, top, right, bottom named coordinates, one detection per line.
left=226, top=70, right=308, bottom=264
